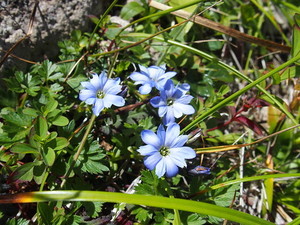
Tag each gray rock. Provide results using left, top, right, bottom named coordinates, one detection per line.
left=0, top=0, right=108, bottom=71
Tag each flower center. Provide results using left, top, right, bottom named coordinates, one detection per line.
left=167, top=98, right=174, bottom=106
left=97, top=90, right=105, bottom=99
left=159, top=146, right=170, bottom=156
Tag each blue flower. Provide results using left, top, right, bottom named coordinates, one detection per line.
left=79, top=72, right=125, bottom=116
left=138, top=123, right=196, bottom=178
left=129, top=65, right=176, bottom=94
left=150, top=79, right=195, bottom=125
left=188, top=166, right=211, bottom=175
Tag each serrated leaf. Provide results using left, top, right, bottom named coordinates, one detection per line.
left=75, top=141, right=109, bottom=174
left=11, top=143, right=39, bottom=154
left=82, top=202, right=103, bottom=218
left=2, top=109, right=33, bottom=127
left=39, top=60, right=58, bottom=81
left=48, top=72, right=63, bottom=81
left=132, top=207, right=152, bottom=222
left=38, top=202, right=53, bottom=225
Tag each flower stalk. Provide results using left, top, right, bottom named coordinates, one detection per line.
left=60, top=114, right=96, bottom=188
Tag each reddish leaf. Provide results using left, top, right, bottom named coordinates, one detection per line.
left=233, top=116, right=263, bottom=135
left=242, top=97, right=270, bottom=112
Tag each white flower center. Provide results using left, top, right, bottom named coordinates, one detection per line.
left=97, top=90, right=105, bottom=99
left=159, top=146, right=170, bottom=156
left=167, top=98, right=174, bottom=106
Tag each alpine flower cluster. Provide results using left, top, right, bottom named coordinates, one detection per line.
left=79, top=65, right=198, bottom=178
left=130, top=65, right=197, bottom=177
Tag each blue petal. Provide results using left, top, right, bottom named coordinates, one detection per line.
left=158, top=106, right=167, bottom=117
left=81, top=81, right=96, bottom=91
left=138, top=145, right=158, bottom=156
left=93, top=99, right=104, bottom=116
left=173, top=103, right=195, bottom=115
left=175, top=95, right=193, bottom=104
left=165, top=123, right=180, bottom=146
left=164, top=80, right=175, bottom=98
left=91, top=72, right=107, bottom=90
left=164, top=156, right=179, bottom=177
left=155, top=157, right=166, bottom=177
left=163, top=107, right=175, bottom=125
left=144, top=152, right=162, bottom=170
left=105, top=84, right=122, bottom=95
left=170, top=135, right=188, bottom=148
left=160, top=71, right=177, bottom=80
left=85, top=97, right=96, bottom=105
left=172, top=105, right=183, bottom=118
left=150, top=96, right=165, bottom=108
left=141, top=130, right=162, bottom=148
left=129, top=72, right=150, bottom=84
left=139, top=83, right=152, bottom=94
left=103, top=94, right=125, bottom=107
left=171, top=147, right=196, bottom=159
left=103, top=78, right=122, bottom=94
left=148, top=66, right=164, bottom=80
left=156, top=124, right=166, bottom=145
left=138, top=65, right=149, bottom=75
left=168, top=152, right=187, bottom=168
left=178, top=83, right=190, bottom=94
left=79, top=89, right=96, bottom=101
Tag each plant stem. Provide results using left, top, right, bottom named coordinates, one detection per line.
left=60, top=114, right=96, bottom=188
left=87, top=0, right=119, bottom=51
left=39, top=168, right=49, bottom=191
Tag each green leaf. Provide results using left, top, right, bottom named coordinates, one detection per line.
left=33, top=162, right=46, bottom=184
left=11, top=143, right=39, bottom=154
left=120, top=2, right=145, bottom=20
left=38, top=202, right=53, bottom=225
left=23, top=108, right=39, bottom=117
left=35, top=116, right=48, bottom=139
left=39, top=60, right=58, bottom=81
left=42, top=147, right=56, bottom=166
left=52, top=116, right=69, bottom=126
left=292, top=14, right=300, bottom=59
left=1, top=109, right=33, bottom=128
left=207, top=63, right=234, bottom=83
left=208, top=40, right=224, bottom=51
left=66, top=74, right=87, bottom=90
left=82, top=202, right=103, bottom=218
left=43, top=98, right=58, bottom=116
left=12, top=162, right=37, bottom=181
left=1, top=190, right=275, bottom=225
left=45, top=137, right=69, bottom=151
left=169, top=0, right=198, bottom=34
left=132, top=207, right=152, bottom=222
left=75, top=141, right=109, bottom=174
left=6, top=218, right=30, bottom=225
